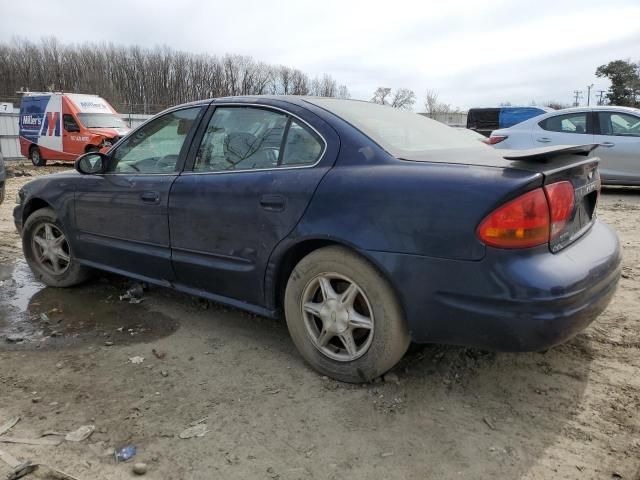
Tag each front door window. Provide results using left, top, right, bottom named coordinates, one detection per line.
left=109, top=107, right=202, bottom=174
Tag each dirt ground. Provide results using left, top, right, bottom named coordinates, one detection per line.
left=0, top=162, right=638, bottom=480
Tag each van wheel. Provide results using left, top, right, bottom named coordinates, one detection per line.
left=22, top=208, right=91, bottom=287
left=30, top=146, right=46, bottom=167
left=86, top=146, right=99, bottom=153
left=284, top=246, right=410, bottom=383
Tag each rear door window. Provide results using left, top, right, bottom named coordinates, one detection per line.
left=539, top=113, right=588, bottom=134
left=596, top=112, right=640, bottom=137
left=281, top=120, right=323, bottom=166
left=194, top=107, right=323, bottom=172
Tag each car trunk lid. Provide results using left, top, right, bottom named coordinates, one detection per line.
left=400, top=144, right=601, bottom=253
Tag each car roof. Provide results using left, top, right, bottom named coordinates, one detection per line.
left=180, top=95, right=374, bottom=109
left=549, top=105, right=640, bottom=114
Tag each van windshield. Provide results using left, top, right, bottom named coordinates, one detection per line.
left=305, top=98, right=485, bottom=157
left=77, top=113, right=126, bottom=129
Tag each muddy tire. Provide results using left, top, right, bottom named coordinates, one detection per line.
left=22, top=208, right=91, bottom=287
left=284, top=246, right=410, bottom=383
left=30, top=146, right=46, bottom=167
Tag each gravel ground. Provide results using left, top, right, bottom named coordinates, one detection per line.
left=0, top=162, right=638, bottom=480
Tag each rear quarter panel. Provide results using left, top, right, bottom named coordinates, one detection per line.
left=291, top=155, right=543, bottom=261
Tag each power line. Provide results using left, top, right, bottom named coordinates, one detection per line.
left=596, top=90, right=606, bottom=106
left=573, top=90, right=583, bottom=107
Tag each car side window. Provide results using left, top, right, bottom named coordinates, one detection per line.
left=539, top=113, right=588, bottom=134
left=194, top=107, right=288, bottom=172
left=108, top=107, right=201, bottom=174
left=63, top=114, right=79, bottom=132
left=597, top=112, right=640, bottom=137
left=281, top=120, right=323, bottom=166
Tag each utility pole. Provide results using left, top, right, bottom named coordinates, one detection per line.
left=596, top=90, right=606, bottom=106
left=586, top=84, right=594, bottom=106
left=573, top=90, right=583, bottom=107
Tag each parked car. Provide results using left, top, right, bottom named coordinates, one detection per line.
left=489, top=106, right=640, bottom=185
left=13, top=97, right=621, bottom=382
left=0, top=150, right=5, bottom=204
left=467, top=106, right=551, bottom=137
left=19, top=92, right=130, bottom=166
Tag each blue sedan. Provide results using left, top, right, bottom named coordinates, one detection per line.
left=13, top=96, right=621, bottom=382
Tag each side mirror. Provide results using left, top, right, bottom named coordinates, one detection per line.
left=75, top=152, right=109, bottom=175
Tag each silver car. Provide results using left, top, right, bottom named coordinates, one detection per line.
left=489, top=106, right=640, bottom=185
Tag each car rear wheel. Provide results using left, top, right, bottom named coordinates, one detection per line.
left=284, top=246, right=410, bottom=382
left=22, top=208, right=90, bottom=287
left=30, top=146, right=46, bottom=167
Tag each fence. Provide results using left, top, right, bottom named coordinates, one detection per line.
left=419, top=111, right=468, bottom=127
left=0, top=112, right=152, bottom=161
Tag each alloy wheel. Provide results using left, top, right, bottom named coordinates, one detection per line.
left=31, top=222, right=71, bottom=275
left=301, top=273, right=375, bottom=362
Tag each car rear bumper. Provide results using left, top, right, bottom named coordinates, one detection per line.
left=366, top=220, right=621, bottom=351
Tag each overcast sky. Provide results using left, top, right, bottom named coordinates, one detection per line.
left=2, top=0, right=639, bottom=110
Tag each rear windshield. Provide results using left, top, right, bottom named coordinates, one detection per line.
left=306, top=98, right=485, bottom=157
left=77, top=113, right=126, bottom=129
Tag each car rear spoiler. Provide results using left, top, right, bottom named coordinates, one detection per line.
left=502, top=144, right=599, bottom=162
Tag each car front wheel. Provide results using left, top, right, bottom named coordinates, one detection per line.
left=284, top=246, right=410, bottom=382
left=22, top=208, right=90, bottom=287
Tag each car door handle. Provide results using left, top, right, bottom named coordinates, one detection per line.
left=536, top=137, right=551, bottom=143
left=260, top=194, right=286, bottom=212
left=140, top=191, right=160, bottom=203
left=600, top=142, right=615, bottom=148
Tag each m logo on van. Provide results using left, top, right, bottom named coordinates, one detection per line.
left=40, top=112, right=61, bottom=137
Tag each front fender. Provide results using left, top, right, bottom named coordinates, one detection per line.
left=14, top=173, right=79, bottom=239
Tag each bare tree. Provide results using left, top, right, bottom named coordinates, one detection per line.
left=390, top=88, right=416, bottom=109
left=371, top=87, right=392, bottom=105
left=337, top=84, right=351, bottom=99
left=544, top=101, right=570, bottom=110
left=423, top=89, right=451, bottom=116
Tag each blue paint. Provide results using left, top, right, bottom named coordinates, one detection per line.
left=13, top=96, right=621, bottom=352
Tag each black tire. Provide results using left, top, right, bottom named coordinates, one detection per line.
left=22, top=208, right=91, bottom=287
left=30, top=146, right=46, bottom=167
left=86, top=145, right=100, bottom=153
left=284, top=246, right=410, bottom=383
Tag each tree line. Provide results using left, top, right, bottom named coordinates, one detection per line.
left=0, top=37, right=350, bottom=114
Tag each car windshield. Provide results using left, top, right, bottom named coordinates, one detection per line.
left=77, top=113, right=126, bottom=129
left=305, top=98, right=485, bottom=157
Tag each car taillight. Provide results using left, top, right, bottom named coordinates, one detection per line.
left=544, top=181, right=574, bottom=239
left=478, top=188, right=549, bottom=248
left=484, top=135, right=507, bottom=145
left=477, top=181, right=575, bottom=249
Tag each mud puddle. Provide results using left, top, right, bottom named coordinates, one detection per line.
left=0, top=260, right=179, bottom=349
